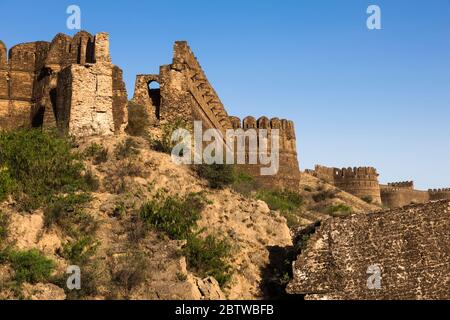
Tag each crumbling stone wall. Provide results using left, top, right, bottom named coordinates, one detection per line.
left=0, top=31, right=127, bottom=136
left=307, top=165, right=381, bottom=204
left=287, top=200, right=450, bottom=300
left=132, top=41, right=301, bottom=190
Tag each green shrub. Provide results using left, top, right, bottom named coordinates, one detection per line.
left=44, top=193, right=96, bottom=238
left=0, top=129, right=87, bottom=211
left=0, top=211, right=9, bottom=242
left=84, top=143, right=108, bottom=164
left=256, top=190, right=303, bottom=213
left=60, top=236, right=99, bottom=265
left=183, top=234, right=232, bottom=287
left=193, top=163, right=235, bottom=189
left=0, top=167, right=16, bottom=201
left=126, top=102, right=150, bottom=137
left=151, top=118, right=191, bottom=154
left=84, top=169, right=100, bottom=192
left=256, top=190, right=304, bottom=228
left=140, top=192, right=207, bottom=240
left=111, top=251, right=148, bottom=298
left=312, top=189, right=337, bottom=203
left=231, top=170, right=258, bottom=196
left=115, top=138, right=140, bottom=160
left=327, top=204, right=353, bottom=217
left=361, top=195, right=373, bottom=204
left=8, top=249, right=55, bottom=284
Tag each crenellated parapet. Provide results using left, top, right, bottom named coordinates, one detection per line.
left=428, top=188, right=450, bottom=201
left=306, top=165, right=382, bottom=204
left=225, top=115, right=300, bottom=190
left=227, top=115, right=297, bottom=154
left=387, top=181, right=414, bottom=189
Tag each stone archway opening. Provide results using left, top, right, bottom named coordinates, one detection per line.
left=148, top=80, right=161, bottom=120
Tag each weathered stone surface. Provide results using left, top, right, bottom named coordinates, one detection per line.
left=0, top=31, right=127, bottom=136
left=22, top=283, right=66, bottom=300
left=287, top=200, right=450, bottom=300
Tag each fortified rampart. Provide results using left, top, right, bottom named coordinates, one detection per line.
left=287, top=200, right=450, bottom=299
left=306, top=165, right=381, bottom=204
left=380, top=183, right=450, bottom=208
left=0, top=31, right=127, bottom=136
left=307, top=165, right=450, bottom=208
left=227, top=116, right=299, bottom=190
left=132, top=41, right=300, bottom=190
left=428, top=188, right=450, bottom=201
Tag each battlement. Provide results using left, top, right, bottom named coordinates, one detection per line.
left=387, top=181, right=414, bottom=189
left=428, top=188, right=450, bottom=193
left=228, top=116, right=295, bottom=136
left=333, top=167, right=379, bottom=179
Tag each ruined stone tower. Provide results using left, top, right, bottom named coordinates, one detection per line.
left=0, top=31, right=127, bottom=136
left=131, top=41, right=301, bottom=190
left=306, top=165, right=382, bottom=204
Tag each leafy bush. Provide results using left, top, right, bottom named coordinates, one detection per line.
left=0, top=129, right=87, bottom=211
left=151, top=118, right=191, bottom=154
left=361, top=195, right=373, bottom=204
left=7, top=249, right=55, bottom=284
left=312, top=189, right=337, bottom=203
left=327, top=204, right=353, bottom=217
left=139, top=190, right=233, bottom=287
left=183, top=234, right=232, bottom=287
left=256, top=189, right=304, bottom=228
left=84, top=143, right=108, bottom=164
left=231, top=170, right=258, bottom=196
left=0, top=211, right=9, bottom=242
left=60, top=236, right=99, bottom=265
left=0, top=167, right=15, bottom=201
left=140, top=191, right=207, bottom=240
left=126, top=102, right=150, bottom=137
left=193, top=163, right=235, bottom=189
left=111, top=251, right=148, bottom=298
left=115, top=138, right=140, bottom=160
left=44, top=193, right=96, bottom=238
left=256, top=190, right=303, bottom=213
left=84, top=169, right=100, bottom=192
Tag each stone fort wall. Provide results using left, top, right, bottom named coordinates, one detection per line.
left=0, top=31, right=127, bottom=136
left=306, top=165, right=382, bottom=204
left=131, top=41, right=300, bottom=190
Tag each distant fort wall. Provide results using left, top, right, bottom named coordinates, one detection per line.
left=306, top=165, right=381, bottom=204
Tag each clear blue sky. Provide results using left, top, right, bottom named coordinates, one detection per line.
left=1, top=0, right=449, bottom=189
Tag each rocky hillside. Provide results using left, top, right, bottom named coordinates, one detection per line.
left=0, top=129, right=383, bottom=300
left=0, top=132, right=292, bottom=300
